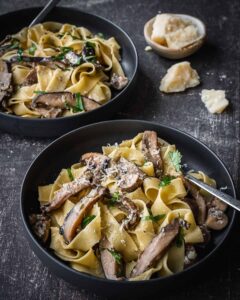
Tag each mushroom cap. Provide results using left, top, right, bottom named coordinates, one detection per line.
left=205, top=208, right=228, bottom=230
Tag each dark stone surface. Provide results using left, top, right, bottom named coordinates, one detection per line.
left=0, top=0, right=239, bottom=299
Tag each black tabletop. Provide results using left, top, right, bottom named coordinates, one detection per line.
left=0, top=0, right=240, bottom=299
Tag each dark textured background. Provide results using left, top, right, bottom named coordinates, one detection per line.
left=0, top=0, right=240, bottom=299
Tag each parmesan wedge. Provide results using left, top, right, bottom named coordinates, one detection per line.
left=151, top=14, right=199, bottom=49
left=160, top=61, right=200, bottom=93
left=201, top=89, right=229, bottom=114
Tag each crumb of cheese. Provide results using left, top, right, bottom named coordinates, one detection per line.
left=145, top=45, right=152, bottom=51
left=201, top=89, right=229, bottom=114
left=160, top=61, right=200, bottom=93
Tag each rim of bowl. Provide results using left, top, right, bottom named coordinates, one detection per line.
left=20, top=119, right=236, bottom=285
left=0, top=7, right=138, bottom=122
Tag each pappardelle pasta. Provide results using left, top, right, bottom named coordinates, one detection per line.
left=0, top=22, right=128, bottom=118
left=29, top=131, right=228, bottom=280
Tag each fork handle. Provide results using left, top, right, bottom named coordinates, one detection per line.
left=185, top=174, right=240, bottom=212
left=29, top=0, right=61, bottom=27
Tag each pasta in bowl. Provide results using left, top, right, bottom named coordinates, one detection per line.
left=29, top=130, right=229, bottom=281
left=0, top=22, right=128, bottom=118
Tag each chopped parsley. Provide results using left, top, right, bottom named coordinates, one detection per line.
left=176, top=226, right=185, bottom=248
left=169, top=150, right=182, bottom=172
left=28, top=43, right=37, bottom=55
left=159, top=175, right=176, bottom=187
left=81, top=215, right=96, bottom=229
left=54, top=46, right=73, bottom=61
left=73, top=93, right=84, bottom=112
left=33, top=90, right=47, bottom=95
left=85, top=41, right=95, bottom=48
left=84, top=55, right=96, bottom=61
left=107, top=249, right=122, bottom=265
left=107, top=192, right=120, bottom=207
left=9, top=39, right=20, bottom=49
left=67, top=168, right=74, bottom=181
left=142, top=213, right=166, bottom=223
left=17, top=48, right=23, bottom=62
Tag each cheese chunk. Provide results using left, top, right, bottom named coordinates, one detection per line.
left=201, top=89, right=229, bottom=114
left=151, top=14, right=199, bottom=49
left=165, top=25, right=199, bottom=49
left=160, top=62, right=200, bottom=93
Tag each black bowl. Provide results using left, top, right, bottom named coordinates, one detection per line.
left=21, top=120, right=236, bottom=299
left=0, top=8, right=138, bottom=137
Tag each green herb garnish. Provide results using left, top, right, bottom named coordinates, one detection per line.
left=107, top=249, right=122, bottom=265
left=159, top=175, right=176, bottom=187
left=142, top=214, right=166, bottom=223
left=54, top=46, right=73, bottom=61
left=107, top=192, right=120, bottom=207
left=28, top=43, right=37, bottom=55
left=169, top=150, right=182, bottom=172
left=67, top=168, right=74, bottom=181
left=17, top=48, right=23, bottom=62
left=81, top=215, right=96, bottom=229
left=84, top=55, right=96, bottom=61
left=176, top=226, right=185, bottom=248
left=73, top=93, right=84, bottom=112
left=86, top=41, right=95, bottom=48
left=33, top=90, right=47, bottom=95
left=9, top=39, right=20, bottom=49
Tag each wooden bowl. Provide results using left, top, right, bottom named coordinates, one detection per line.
left=144, top=14, right=206, bottom=59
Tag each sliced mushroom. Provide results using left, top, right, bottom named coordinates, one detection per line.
left=32, top=92, right=100, bottom=115
left=21, top=68, right=38, bottom=86
left=42, top=175, right=92, bottom=213
left=29, top=213, right=51, bottom=243
left=0, top=59, right=12, bottom=107
left=184, top=244, right=197, bottom=268
left=183, top=197, right=199, bottom=221
left=0, top=91, right=8, bottom=108
left=34, top=107, right=62, bottom=118
left=61, top=186, right=106, bottom=243
left=209, top=196, right=228, bottom=212
left=10, top=55, right=54, bottom=64
left=82, top=97, right=101, bottom=111
left=142, top=130, right=163, bottom=177
left=32, top=92, right=75, bottom=109
left=130, top=219, right=180, bottom=278
left=183, top=178, right=207, bottom=225
left=0, top=36, right=14, bottom=56
left=118, top=196, right=140, bottom=230
left=0, top=60, right=9, bottom=73
left=110, top=73, right=128, bottom=90
left=199, top=224, right=211, bottom=244
left=81, top=152, right=110, bottom=184
left=82, top=152, right=109, bottom=167
left=0, top=71, right=12, bottom=91
left=117, top=157, right=145, bottom=192
left=100, top=236, right=124, bottom=280
left=205, top=207, right=228, bottom=230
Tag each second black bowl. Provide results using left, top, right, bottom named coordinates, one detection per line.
left=21, top=120, right=236, bottom=299
left=0, top=7, right=138, bottom=137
